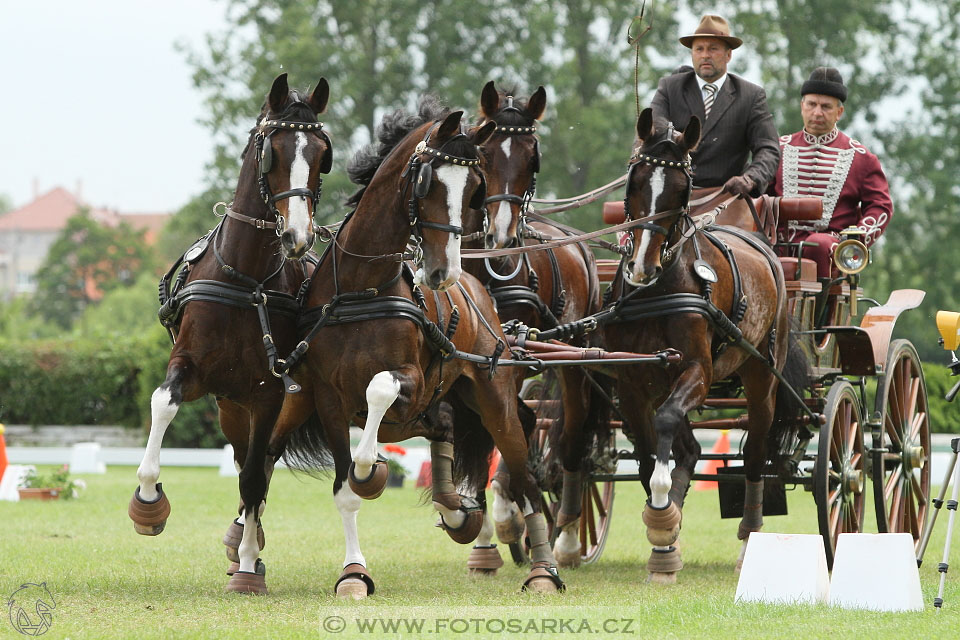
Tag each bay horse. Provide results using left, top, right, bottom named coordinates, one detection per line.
left=577, top=108, right=807, bottom=583
left=127, top=74, right=332, bottom=594
left=266, top=96, right=565, bottom=597
left=461, top=81, right=603, bottom=568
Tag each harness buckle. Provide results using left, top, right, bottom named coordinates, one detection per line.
left=415, top=141, right=427, bottom=154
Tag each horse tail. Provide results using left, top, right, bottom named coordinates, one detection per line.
left=451, top=402, right=496, bottom=496
left=767, top=328, right=812, bottom=463
left=280, top=411, right=334, bottom=476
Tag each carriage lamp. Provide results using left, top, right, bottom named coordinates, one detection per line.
left=833, top=237, right=869, bottom=275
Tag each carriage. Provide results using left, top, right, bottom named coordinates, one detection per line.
left=506, top=187, right=932, bottom=572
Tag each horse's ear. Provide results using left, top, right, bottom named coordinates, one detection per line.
left=437, top=110, right=463, bottom=141
left=309, top=78, right=329, bottom=114
left=636, top=107, right=654, bottom=141
left=480, top=81, right=499, bottom=118
left=527, top=86, right=547, bottom=120
left=268, top=73, right=289, bottom=114
left=471, top=120, right=497, bottom=147
left=683, top=116, right=701, bottom=152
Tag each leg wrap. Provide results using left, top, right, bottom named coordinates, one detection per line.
left=642, top=499, right=681, bottom=546
left=737, top=479, right=764, bottom=540
left=430, top=441, right=460, bottom=510
left=525, top=513, right=555, bottom=566
left=668, top=467, right=692, bottom=510
left=556, top=470, right=582, bottom=529
left=467, top=544, right=504, bottom=573
left=647, top=546, right=683, bottom=573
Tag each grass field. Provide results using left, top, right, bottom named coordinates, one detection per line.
left=1, top=465, right=957, bottom=639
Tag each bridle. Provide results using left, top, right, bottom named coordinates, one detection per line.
left=401, top=121, right=485, bottom=261
left=623, top=127, right=694, bottom=258
left=225, top=115, right=332, bottom=237
left=481, top=96, right=540, bottom=232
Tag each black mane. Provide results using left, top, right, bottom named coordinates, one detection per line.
left=346, top=95, right=475, bottom=206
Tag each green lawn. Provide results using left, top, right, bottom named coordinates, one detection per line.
left=1, top=466, right=956, bottom=639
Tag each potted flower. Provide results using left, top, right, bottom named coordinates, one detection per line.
left=383, top=444, right=407, bottom=488
left=18, top=465, right=84, bottom=501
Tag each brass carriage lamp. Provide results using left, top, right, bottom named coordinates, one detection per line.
left=936, top=310, right=960, bottom=401
left=833, top=227, right=869, bottom=275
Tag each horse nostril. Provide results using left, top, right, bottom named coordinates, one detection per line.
left=281, top=231, right=295, bottom=251
left=507, top=237, right=518, bottom=249
left=626, top=260, right=636, bottom=273
left=484, top=234, right=495, bottom=249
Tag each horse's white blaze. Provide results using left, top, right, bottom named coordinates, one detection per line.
left=136, top=386, right=179, bottom=502
left=285, top=132, right=313, bottom=248
left=650, top=460, right=671, bottom=508
left=237, top=503, right=263, bottom=573
left=500, top=137, right=512, bottom=160
left=629, top=166, right=666, bottom=284
left=334, top=483, right=366, bottom=568
left=492, top=189, right=513, bottom=248
left=490, top=479, right=519, bottom=524
left=353, top=372, right=400, bottom=477
left=434, top=164, right=469, bottom=285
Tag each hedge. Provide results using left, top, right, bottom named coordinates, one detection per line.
left=0, top=328, right=223, bottom=448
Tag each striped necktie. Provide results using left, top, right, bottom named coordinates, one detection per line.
left=703, top=83, right=717, bottom=118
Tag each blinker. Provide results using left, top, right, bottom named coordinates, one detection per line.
left=260, top=134, right=274, bottom=175
left=414, top=163, right=433, bottom=199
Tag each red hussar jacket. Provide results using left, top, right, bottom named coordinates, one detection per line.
left=772, top=128, right=893, bottom=246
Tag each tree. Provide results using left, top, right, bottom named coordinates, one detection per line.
left=184, top=1, right=679, bottom=230
left=31, top=208, right=154, bottom=329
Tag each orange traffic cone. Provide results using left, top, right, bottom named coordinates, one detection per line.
left=0, top=424, right=8, bottom=487
left=486, top=449, right=501, bottom=489
left=694, top=430, right=730, bottom=490
left=415, top=461, right=432, bottom=488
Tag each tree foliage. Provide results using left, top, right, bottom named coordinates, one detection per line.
left=30, top=208, right=155, bottom=329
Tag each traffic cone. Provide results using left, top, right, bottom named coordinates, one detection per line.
left=486, top=449, right=501, bottom=489
left=415, top=461, right=432, bottom=488
left=0, top=424, right=8, bottom=487
left=694, top=430, right=729, bottom=490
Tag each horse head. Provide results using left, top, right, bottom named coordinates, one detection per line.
left=404, top=110, right=495, bottom=290
left=255, top=73, right=331, bottom=260
left=473, top=81, right=546, bottom=250
left=623, top=108, right=700, bottom=287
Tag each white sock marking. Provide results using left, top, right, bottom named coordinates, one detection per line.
left=335, top=483, right=366, bottom=568
left=353, top=372, right=400, bottom=477
left=650, top=460, right=671, bottom=508
left=137, top=386, right=179, bottom=502
left=491, top=479, right=519, bottom=523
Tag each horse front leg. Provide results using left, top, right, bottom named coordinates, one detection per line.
left=553, top=368, right=592, bottom=569
left=129, top=360, right=192, bottom=535
left=347, top=371, right=404, bottom=499
left=644, top=363, right=709, bottom=584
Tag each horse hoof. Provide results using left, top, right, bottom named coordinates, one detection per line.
left=521, top=565, right=565, bottom=593
left=336, top=578, right=368, bottom=600
left=525, top=577, right=559, bottom=593
left=439, top=509, right=483, bottom=544
left=494, top=510, right=525, bottom=544
left=554, top=547, right=582, bottom=569
left=647, top=572, right=677, bottom=585
left=348, top=461, right=388, bottom=500
left=128, top=484, right=171, bottom=536
left=642, top=500, right=681, bottom=546
left=225, top=570, right=267, bottom=595
left=467, top=545, right=504, bottom=575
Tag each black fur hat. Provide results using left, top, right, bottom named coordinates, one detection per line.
left=801, top=67, right=847, bottom=103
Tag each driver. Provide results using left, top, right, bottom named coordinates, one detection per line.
left=771, top=67, right=893, bottom=278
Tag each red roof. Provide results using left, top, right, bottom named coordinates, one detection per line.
left=0, top=188, right=170, bottom=244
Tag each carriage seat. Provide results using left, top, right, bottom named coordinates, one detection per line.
left=778, top=256, right=818, bottom=282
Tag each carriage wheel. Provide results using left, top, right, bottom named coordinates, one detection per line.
left=814, top=380, right=865, bottom=569
left=577, top=431, right=616, bottom=565
left=872, top=340, right=931, bottom=547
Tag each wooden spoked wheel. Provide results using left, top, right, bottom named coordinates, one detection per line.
left=577, top=431, right=616, bottom=564
left=814, top=380, right=865, bottom=569
left=872, top=340, right=931, bottom=546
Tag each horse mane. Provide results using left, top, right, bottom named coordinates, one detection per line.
left=345, top=94, right=482, bottom=207
left=240, top=90, right=320, bottom=161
